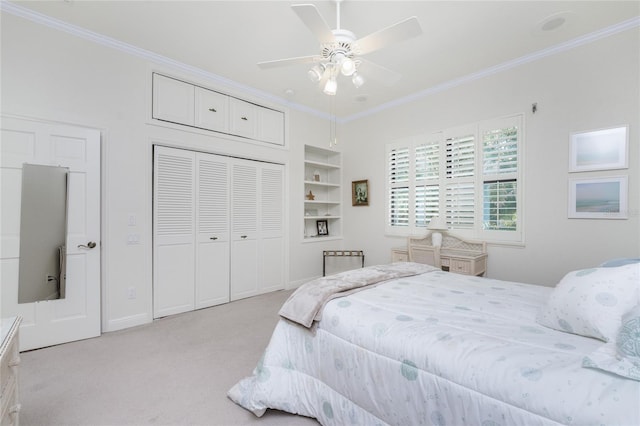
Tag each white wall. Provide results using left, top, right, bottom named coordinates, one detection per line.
left=1, top=12, right=330, bottom=331
left=2, top=11, right=638, bottom=335
left=341, top=30, right=639, bottom=286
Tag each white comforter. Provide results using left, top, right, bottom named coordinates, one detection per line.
left=229, top=270, right=640, bottom=425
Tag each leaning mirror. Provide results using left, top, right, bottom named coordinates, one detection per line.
left=18, top=164, right=69, bottom=303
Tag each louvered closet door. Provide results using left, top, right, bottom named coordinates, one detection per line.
left=260, top=163, right=285, bottom=293
left=195, top=153, right=230, bottom=309
left=153, top=146, right=195, bottom=318
left=230, top=159, right=259, bottom=301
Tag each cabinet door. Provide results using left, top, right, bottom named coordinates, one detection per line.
left=153, top=146, right=196, bottom=318
left=195, top=153, right=230, bottom=309
left=152, top=74, right=195, bottom=125
left=257, top=107, right=284, bottom=145
left=260, top=164, right=285, bottom=292
left=229, top=98, right=257, bottom=139
left=194, top=87, right=229, bottom=133
left=230, top=160, right=259, bottom=300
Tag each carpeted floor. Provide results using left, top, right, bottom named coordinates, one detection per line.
left=19, top=289, right=319, bottom=425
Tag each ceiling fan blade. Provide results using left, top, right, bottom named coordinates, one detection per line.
left=355, top=16, right=422, bottom=55
left=258, top=55, right=322, bottom=69
left=291, top=4, right=335, bottom=44
left=357, top=59, right=402, bottom=86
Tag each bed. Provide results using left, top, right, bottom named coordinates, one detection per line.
left=228, top=260, right=640, bottom=426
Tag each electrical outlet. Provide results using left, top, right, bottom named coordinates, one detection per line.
left=127, top=287, right=136, bottom=300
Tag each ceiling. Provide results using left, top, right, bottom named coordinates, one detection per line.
left=7, top=1, right=640, bottom=119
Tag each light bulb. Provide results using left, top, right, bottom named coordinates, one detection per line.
left=340, top=58, right=356, bottom=76
left=323, top=77, right=337, bottom=96
left=352, top=72, right=365, bottom=88
left=307, top=64, right=325, bottom=82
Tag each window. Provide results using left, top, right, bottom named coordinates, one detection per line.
left=386, top=115, right=523, bottom=244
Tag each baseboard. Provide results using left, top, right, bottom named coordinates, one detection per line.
left=104, top=313, right=150, bottom=332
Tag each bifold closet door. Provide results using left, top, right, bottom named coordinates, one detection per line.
left=153, top=147, right=196, bottom=318
left=230, top=159, right=259, bottom=301
left=259, top=163, right=285, bottom=293
left=195, top=153, right=230, bottom=309
left=154, top=146, right=284, bottom=314
left=230, top=160, right=285, bottom=301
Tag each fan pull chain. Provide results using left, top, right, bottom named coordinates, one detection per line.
left=329, top=96, right=337, bottom=148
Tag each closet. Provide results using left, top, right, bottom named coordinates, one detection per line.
left=153, top=146, right=284, bottom=319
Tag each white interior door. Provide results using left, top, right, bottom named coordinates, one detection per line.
left=0, top=116, right=101, bottom=351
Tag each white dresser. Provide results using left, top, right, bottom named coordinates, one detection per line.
left=1, top=317, right=21, bottom=426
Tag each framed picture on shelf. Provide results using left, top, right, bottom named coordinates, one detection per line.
left=316, top=220, right=329, bottom=236
left=568, top=176, right=628, bottom=219
left=569, top=126, right=628, bottom=172
left=352, top=179, right=369, bottom=206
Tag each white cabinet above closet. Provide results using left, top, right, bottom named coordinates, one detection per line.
left=229, top=97, right=256, bottom=139
left=195, top=86, right=229, bottom=133
left=152, top=74, right=195, bottom=125
left=152, top=73, right=286, bottom=146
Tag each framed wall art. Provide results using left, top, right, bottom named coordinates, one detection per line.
left=352, top=179, right=369, bottom=206
left=568, top=176, right=628, bottom=219
left=569, top=125, right=628, bottom=172
left=316, top=219, right=329, bottom=236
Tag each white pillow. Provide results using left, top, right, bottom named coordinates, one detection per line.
left=536, top=263, right=640, bottom=342
left=583, top=304, right=640, bottom=381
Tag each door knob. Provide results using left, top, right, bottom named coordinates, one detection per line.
left=78, top=241, right=97, bottom=249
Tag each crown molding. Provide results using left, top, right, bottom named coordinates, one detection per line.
left=343, top=15, right=640, bottom=123
left=2, top=1, right=637, bottom=124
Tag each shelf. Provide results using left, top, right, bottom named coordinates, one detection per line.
left=303, top=235, right=342, bottom=243
left=304, top=215, right=341, bottom=220
left=304, top=159, right=340, bottom=169
left=304, top=180, right=340, bottom=187
left=304, top=200, right=340, bottom=205
left=304, top=144, right=341, bottom=242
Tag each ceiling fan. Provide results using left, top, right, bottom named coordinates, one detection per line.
left=257, top=1, right=423, bottom=95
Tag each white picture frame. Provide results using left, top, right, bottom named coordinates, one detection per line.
left=569, top=125, right=628, bottom=172
left=568, top=176, right=628, bottom=219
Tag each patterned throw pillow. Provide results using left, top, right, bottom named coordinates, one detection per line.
left=600, top=258, right=640, bottom=267
left=583, top=304, right=640, bottom=381
left=536, top=263, right=640, bottom=342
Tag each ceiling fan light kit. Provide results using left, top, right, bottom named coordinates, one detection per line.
left=351, top=72, right=365, bottom=88
left=258, top=1, right=423, bottom=97
left=307, top=63, right=325, bottom=82
left=323, top=76, right=338, bottom=96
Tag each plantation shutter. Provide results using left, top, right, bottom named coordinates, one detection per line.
left=480, top=116, right=521, bottom=241
left=445, top=183, right=475, bottom=229
left=385, top=115, right=522, bottom=243
left=415, top=140, right=440, bottom=227
left=387, top=145, right=410, bottom=229
left=445, top=132, right=475, bottom=230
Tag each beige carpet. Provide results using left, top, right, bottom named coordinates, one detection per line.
left=19, top=290, right=319, bottom=426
